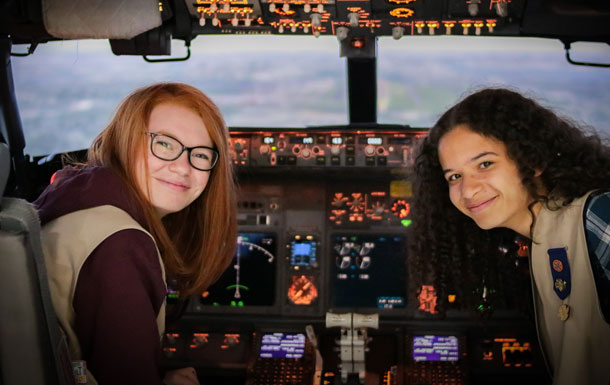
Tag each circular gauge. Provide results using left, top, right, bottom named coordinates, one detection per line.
left=287, top=275, right=319, bottom=305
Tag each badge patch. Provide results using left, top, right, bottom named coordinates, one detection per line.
left=552, top=259, right=563, bottom=272
left=547, top=248, right=571, bottom=300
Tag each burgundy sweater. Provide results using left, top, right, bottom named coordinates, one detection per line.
left=35, top=166, right=167, bottom=385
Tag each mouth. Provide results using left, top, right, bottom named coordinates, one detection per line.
left=466, top=196, right=497, bottom=213
left=156, top=178, right=190, bottom=191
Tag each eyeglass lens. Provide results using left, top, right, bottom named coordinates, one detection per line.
left=151, top=134, right=217, bottom=170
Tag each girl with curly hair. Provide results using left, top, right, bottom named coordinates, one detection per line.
left=412, top=88, right=610, bottom=385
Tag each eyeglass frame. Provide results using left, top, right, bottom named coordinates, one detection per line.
left=145, top=132, right=219, bottom=171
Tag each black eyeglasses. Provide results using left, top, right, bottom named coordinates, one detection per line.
left=145, top=132, right=219, bottom=171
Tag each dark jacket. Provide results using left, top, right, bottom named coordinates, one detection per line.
left=35, top=166, right=166, bottom=385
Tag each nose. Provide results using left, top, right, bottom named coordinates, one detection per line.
left=168, top=150, right=191, bottom=175
left=460, top=174, right=482, bottom=200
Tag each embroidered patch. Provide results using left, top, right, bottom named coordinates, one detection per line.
left=552, top=259, right=563, bottom=272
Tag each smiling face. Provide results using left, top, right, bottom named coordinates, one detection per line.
left=438, top=125, right=537, bottom=237
left=136, top=102, right=213, bottom=217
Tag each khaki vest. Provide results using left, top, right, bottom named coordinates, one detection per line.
left=41, top=205, right=166, bottom=384
left=531, top=193, right=610, bottom=385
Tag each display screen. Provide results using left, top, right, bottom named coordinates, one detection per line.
left=388, top=136, right=412, bottom=145
left=366, top=137, right=382, bottom=145
left=413, top=335, right=459, bottom=362
left=290, top=240, right=317, bottom=267
left=331, top=234, right=406, bottom=308
left=290, top=136, right=314, bottom=144
left=259, top=333, right=306, bottom=359
left=263, top=137, right=274, bottom=144
left=331, top=137, right=343, bottom=145
left=200, top=233, right=276, bottom=306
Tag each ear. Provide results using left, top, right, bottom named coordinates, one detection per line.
left=534, top=168, right=543, bottom=177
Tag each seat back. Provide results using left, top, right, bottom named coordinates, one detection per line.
left=0, top=142, right=76, bottom=385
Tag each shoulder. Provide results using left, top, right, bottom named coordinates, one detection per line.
left=78, top=228, right=166, bottom=300
left=93, top=228, right=160, bottom=268
left=584, top=191, right=610, bottom=250
left=585, top=191, right=610, bottom=220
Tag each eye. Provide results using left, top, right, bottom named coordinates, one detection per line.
left=479, top=161, right=493, bottom=169
left=447, top=173, right=461, bottom=183
left=192, top=152, right=210, bottom=160
left=155, top=139, right=172, bottom=149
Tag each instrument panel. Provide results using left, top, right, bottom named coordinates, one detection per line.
left=163, top=126, right=551, bottom=385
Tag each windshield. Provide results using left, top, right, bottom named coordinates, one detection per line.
left=12, top=36, right=347, bottom=156
left=378, top=36, right=610, bottom=131
left=12, top=35, right=610, bottom=156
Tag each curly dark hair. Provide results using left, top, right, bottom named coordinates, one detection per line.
left=412, top=88, right=610, bottom=316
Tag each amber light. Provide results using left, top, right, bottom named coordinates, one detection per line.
left=351, top=37, right=365, bottom=49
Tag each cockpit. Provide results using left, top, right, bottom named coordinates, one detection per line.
left=1, top=1, right=609, bottom=384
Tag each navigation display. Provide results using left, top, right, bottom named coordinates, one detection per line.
left=331, top=234, right=406, bottom=309
left=200, top=233, right=276, bottom=307
left=413, top=335, right=459, bottom=362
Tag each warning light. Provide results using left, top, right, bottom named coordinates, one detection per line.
left=448, top=294, right=456, bottom=303
left=401, top=219, right=412, bottom=227
left=418, top=285, right=438, bottom=314
left=389, top=8, right=414, bottom=18
left=201, top=291, right=210, bottom=298
left=351, top=37, right=365, bottom=49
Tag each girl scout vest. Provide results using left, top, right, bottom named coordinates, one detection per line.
left=531, top=192, right=610, bottom=385
left=40, top=205, right=166, bottom=384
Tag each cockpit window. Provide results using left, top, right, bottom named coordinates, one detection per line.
left=12, top=36, right=609, bottom=157
left=378, top=37, right=610, bottom=134
left=12, top=36, right=348, bottom=156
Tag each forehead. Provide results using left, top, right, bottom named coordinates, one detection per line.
left=438, top=125, right=506, bottom=167
left=148, top=102, right=212, bottom=146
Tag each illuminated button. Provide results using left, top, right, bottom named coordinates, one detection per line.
left=278, top=140, right=286, bottom=149
left=234, top=141, right=243, bottom=152
left=365, top=156, right=375, bottom=166
left=377, top=156, right=387, bottom=166
left=364, top=145, right=375, bottom=156
left=316, top=156, right=325, bottom=165
left=293, top=146, right=301, bottom=154
left=260, top=145, right=270, bottom=154
left=331, top=146, right=341, bottom=156
left=346, top=156, right=355, bottom=165
left=312, top=146, right=320, bottom=154
left=331, top=156, right=341, bottom=165
left=301, top=149, right=311, bottom=158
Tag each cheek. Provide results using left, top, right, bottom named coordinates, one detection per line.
left=448, top=186, right=461, bottom=209
left=191, top=172, right=211, bottom=197
left=146, top=152, right=166, bottom=174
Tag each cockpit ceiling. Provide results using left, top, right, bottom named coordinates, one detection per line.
left=2, top=0, right=609, bottom=48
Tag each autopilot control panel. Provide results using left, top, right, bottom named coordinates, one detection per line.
left=162, top=126, right=551, bottom=385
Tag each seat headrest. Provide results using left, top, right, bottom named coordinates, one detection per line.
left=0, top=143, right=9, bottom=197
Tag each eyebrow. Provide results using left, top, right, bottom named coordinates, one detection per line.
left=442, top=151, right=499, bottom=175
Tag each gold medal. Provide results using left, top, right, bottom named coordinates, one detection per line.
left=558, top=304, right=570, bottom=321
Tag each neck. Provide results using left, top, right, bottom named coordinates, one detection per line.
left=515, top=200, right=543, bottom=238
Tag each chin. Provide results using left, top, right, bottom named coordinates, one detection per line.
left=471, top=218, right=496, bottom=230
